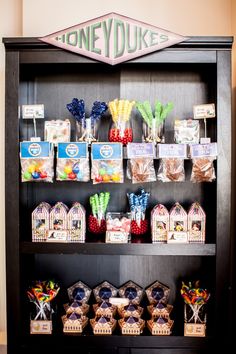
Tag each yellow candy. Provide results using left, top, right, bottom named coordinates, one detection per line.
left=112, top=174, right=121, bottom=182
left=102, top=174, right=110, bottom=182
left=28, top=165, right=36, bottom=173
left=64, top=165, right=72, bottom=174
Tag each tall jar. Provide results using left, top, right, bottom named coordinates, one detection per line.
left=142, top=120, right=165, bottom=144
left=109, top=119, right=133, bottom=145
left=76, top=118, right=98, bottom=144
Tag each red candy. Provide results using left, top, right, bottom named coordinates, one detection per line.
left=131, top=219, right=149, bottom=235
left=109, top=128, right=133, bottom=145
left=88, top=215, right=106, bottom=234
left=39, top=171, right=47, bottom=179
left=68, top=172, right=76, bottom=180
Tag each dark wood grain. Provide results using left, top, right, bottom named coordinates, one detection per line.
left=4, top=37, right=233, bottom=354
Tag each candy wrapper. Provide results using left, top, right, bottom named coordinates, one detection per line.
left=20, top=142, right=54, bottom=182
left=66, top=98, right=107, bottom=144
left=56, top=142, right=89, bottom=182
left=106, top=212, right=131, bottom=243
left=44, top=119, right=70, bottom=145
left=136, top=100, right=173, bottom=144
left=127, top=143, right=156, bottom=183
left=181, top=281, right=210, bottom=337
left=91, top=143, right=123, bottom=184
left=108, top=99, right=135, bottom=145
left=190, top=143, right=217, bottom=182
left=127, top=189, right=149, bottom=236
left=27, top=280, right=60, bottom=334
left=88, top=192, right=110, bottom=234
left=157, top=158, right=185, bottom=182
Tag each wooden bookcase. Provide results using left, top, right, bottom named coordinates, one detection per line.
left=4, top=37, right=233, bottom=354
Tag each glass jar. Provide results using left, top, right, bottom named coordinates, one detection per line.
left=142, top=120, right=165, bottom=144
left=109, top=119, right=133, bottom=145
left=76, top=118, right=98, bottom=144
left=184, top=303, right=207, bottom=324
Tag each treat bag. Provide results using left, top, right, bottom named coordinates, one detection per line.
left=108, top=99, right=135, bottom=145
left=20, top=142, right=54, bottom=182
left=56, top=142, right=90, bottom=182
left=44, top=120, right=71, bottom=145
left=91, top=143, right=123, bottom=184
left=174, top=119, right=200, bottom=144
left=129, top=158, right=156, bottom=183
left=157, top=158, right=185, bottom=182
left=190, top=157, right=216, bottom=182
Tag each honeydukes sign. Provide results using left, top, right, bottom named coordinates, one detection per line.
left=40, top=13, right=187, bottom=65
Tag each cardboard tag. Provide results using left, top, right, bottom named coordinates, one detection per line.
left=30, top=320, right=52, bottom=334
left=109, top=297, right=129, bottom=306
left=106, top=231, right=129, bottom=243
left=200, top=137, right=211, bottom=144
left=20, top=141, right=53, bottom=158
left=158, top=144, right=187, bottom=158
left=193, top=104, right=215, bottom=119
left=92, top=143, right=123, bottom=160
left=167, top=231, right=189, bottom=243
left=57, top=142, right=88, bottom=158
left=30, top=137, right=41, bottom=142
left=127, top=143, right=155, bottom=158
left=190, top=143, right=217, bottom=158
left=184, top=323, right=206, bottom=337
left=47, top=230, right=67, bottom=242
left=22, top=104, right=44, bottom=119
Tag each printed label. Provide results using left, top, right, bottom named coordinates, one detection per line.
left=22, top=104, right=44, bottom=119
left=109, top=297, right=129, bottom=306
left=184, top=323, right=206, bottom=337
left=30, top=320, right=52, bottom=334
left=127, top=143, right=155, bottom=158
left=20, top=141, right=52, bottom=158
left=193, top=103, right=215, bottom=119
left=190, top=143, right=217, bottom=157
left=57, top=142, right=88, bottom=158
left=158, top=144, right=187, bottom=158
left=47, top=230, right=67, bottom=242
left=92, top=143, right=122, bottom=160
left=167, top=231, right=189, bottom=243
left=106, top=231, right=129, bottom=243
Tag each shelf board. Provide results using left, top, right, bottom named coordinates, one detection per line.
left=22, top=334, right=214, bottom=350
left=20, top=241, right=216, bottom=256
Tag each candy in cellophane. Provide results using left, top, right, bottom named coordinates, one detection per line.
left=56, top=142, right=89, bottom=182
left=91, top=142, right=123, bottom=184
left=157, top=158, right=185, bottom=182
left=20, top=141, right=54, bottom=182
left=44, top=119, right=70, bottom=145
left=108, top=99, right=135, bottom=145
left=174, top=119, right=199, bottom=144
left=190, top=143, right=217, bottom=183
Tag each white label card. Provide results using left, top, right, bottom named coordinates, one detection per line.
left=106, top=231, right=129, bottom=243
left=190, top=143, right=217, bottom=158
left=30, top=320, right=52, bottom=334
left=109, top=297, right=129, bottom=306
left=47, top=230, right=67, bottom=242
left=158, top=144, right=187, bottom=158
left=22, top=104, right=44, bottom=119
left=193, top=104, right=215, bottom=119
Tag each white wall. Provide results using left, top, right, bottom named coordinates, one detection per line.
left=23, top=0, right=232, bottom=37
left=0, top=0, right=234, bottom=346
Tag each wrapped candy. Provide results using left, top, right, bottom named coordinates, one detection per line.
left=127, top=189, right=150, bottom=236
left=56, top=142, right=90, bottom=182
left=44, top=120, right=70, bottom=145
left=136, top=100, right=173, bottom=144
left=181, top=281, right=210, bottom=337
left=66, top=98, right=107, bottom=144
left=88, top=192, right=110, bottom=234
left=27, top=280, right=60, bottom=334
left=20, top=142, right=54, bottom=182
left=157, top=158, right=185, bottom=182
left=91, top=143, right=123, bottom=184
left=108, top=99, right=135, bottom=145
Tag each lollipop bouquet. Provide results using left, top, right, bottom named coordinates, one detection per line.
left=88, top=192, right=110, bottom=234
left=108, top=99, right=135, bottom=145
left=127, top=189, right=150, bottom=236
left=136, top=100, right=173, bottom=144
left=27, top=280, right=60, bottom=334
left=67, top=98, right=107, bottom=144
left=181, top=281, right=210, bottom=337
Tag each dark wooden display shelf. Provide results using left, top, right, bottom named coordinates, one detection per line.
left=20, top=241, right=216, bottom=256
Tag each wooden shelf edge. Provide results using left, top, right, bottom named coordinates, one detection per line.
left=20, top=241, right=216, bottom=256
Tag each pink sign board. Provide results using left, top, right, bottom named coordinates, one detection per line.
left=40, top=13, right=187, bottom=65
